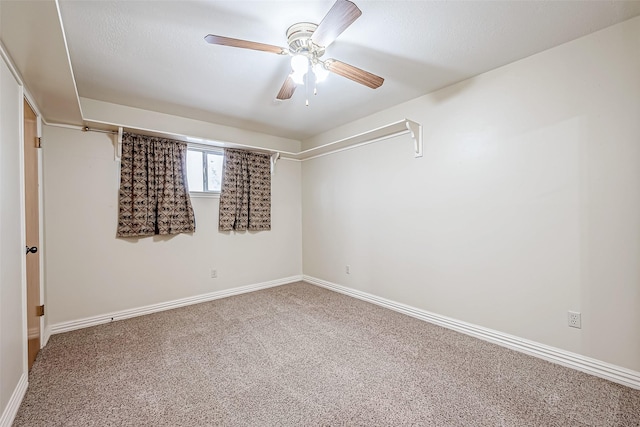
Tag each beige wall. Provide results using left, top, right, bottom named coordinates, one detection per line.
left=302, top=17, right=640, bottom=371
left=42, top=125, right=302, bottom=325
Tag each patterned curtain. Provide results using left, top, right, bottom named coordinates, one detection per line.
left=117, top=132, right=195, bottom=237
left=219, top=148, right=271, bottom=231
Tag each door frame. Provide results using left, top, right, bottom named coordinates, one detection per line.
left=23, top=94, right=45, bottom=349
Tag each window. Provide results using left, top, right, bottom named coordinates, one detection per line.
left=186, top=148, right=224, bottom=193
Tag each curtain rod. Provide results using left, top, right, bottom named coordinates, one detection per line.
left=43, top=122, right=281, bottom=167
left=45, top=121, right=281, bottom=164
left=45, top=122, right=117, bottom=135
left=81, top=126, right=117, bottom=135
left=46, top=122, right=270, bottom=152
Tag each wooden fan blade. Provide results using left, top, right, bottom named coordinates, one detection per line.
left=276, top=75, right=297, bottom=100
left=311, top=0, right=362, bottom=48
left=204, top=34, right=287, bottom=55
left=325, top=59, right=384, bottom=89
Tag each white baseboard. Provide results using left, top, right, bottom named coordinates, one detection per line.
left=0, top=373, right=27, bottom=427
left=50, top=275, right=303, bottom=335
left=303, top=275, right=640, bottom=390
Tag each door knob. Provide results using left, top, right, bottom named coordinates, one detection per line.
left=25, top=246, right=38, bottom=254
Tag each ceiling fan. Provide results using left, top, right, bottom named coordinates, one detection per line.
left=204, top=0, right=384, bottom=104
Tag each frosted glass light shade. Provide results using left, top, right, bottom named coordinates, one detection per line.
left=291, top=55, right=308, bottom=73
left=291, top=70, right=306, bottom=84
left=314, top=63, right=329, bottom=82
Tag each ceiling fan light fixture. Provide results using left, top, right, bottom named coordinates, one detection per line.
left=205, top=0, right=383, bottom=101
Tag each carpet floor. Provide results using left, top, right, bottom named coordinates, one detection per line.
left=13, top=282, right=640, bottom=426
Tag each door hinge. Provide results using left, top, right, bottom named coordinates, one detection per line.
left=36, top=305, right=44, bottom=317
left=36, top=137, right=42, bottom=148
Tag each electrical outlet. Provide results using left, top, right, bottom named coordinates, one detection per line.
left=345, top=265, right=350, bottom=274
left=568, top=311, right=581, bottom=329
left=210, top=269, right=217, bottom=279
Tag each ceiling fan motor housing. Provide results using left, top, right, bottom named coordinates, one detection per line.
left=286, top=22, right=325, bottom=58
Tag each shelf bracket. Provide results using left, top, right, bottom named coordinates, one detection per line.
left=115, top=127, right=123, bottom=161
left=405, top=119, right=423, bottom=158
left=270, top=152, right=280, bottom=173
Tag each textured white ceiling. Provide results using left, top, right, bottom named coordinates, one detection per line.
left=10, top=1, right=640, bottom=140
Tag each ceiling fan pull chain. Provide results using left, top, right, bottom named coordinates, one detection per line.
left=305, top=68, right=311, bottom=106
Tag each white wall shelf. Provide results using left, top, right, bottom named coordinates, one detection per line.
left=50, top=116, right=423, bottom=168
left=279, top=119, right=423, bottom=161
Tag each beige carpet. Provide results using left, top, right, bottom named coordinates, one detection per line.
left=13, top=282, right=640, bottom=426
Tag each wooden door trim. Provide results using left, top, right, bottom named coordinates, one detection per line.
left=24, top=98, right=41, bottom=370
